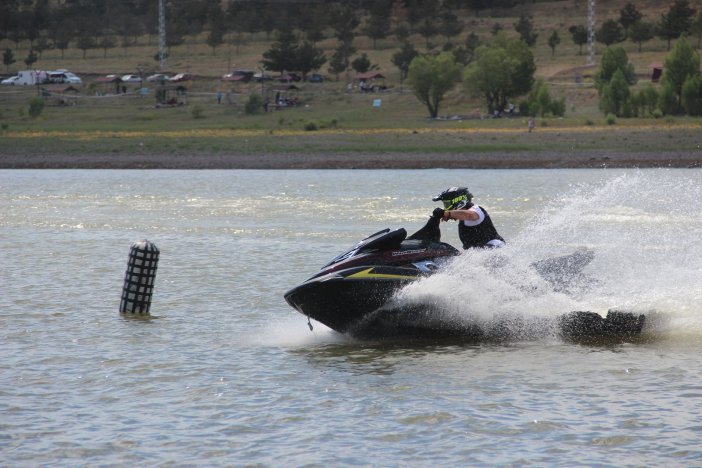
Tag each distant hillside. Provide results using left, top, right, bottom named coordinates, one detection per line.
left=1, top=0, right=700, bottom=81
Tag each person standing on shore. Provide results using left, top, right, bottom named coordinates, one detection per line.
left=433, top=187, right=506, bottom=249
left=528, top=116, right=535, bottom=132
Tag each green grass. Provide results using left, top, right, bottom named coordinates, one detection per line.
left=2, top=0, right=702, bottom=160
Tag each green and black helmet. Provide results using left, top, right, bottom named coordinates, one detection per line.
left=433, top=187, right=473, bottom=210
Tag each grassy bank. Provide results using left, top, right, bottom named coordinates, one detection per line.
left=2, top=0, right=702, bottom=164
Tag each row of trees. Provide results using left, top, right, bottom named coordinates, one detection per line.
left=568, top=0, right=702, bottom=53
left=405, top=30, right=702, bottom=120
left=405, top=33, right=564, bottom=119
left=3, top=0, right=702, bottom=66
left=598, top=36, right=702, bottom=117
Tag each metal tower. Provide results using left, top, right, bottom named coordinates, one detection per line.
left=159, top=0, right=166, bottom=70
left=587, top=0, right=595, bottom=65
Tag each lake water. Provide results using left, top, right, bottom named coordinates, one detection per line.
left=2, top=168, right=701, bottom=466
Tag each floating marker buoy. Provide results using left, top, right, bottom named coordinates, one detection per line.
left=119, top=240, right=159, bottom=315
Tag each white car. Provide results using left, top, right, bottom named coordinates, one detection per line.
left=63, top=72, right=83, bottom=84
left=1, top=76, right=19, bottom=85
left=52, top=69, right=82, bottom=84
left=146, top=73, right=171, bottom=82
left=121, top=74, right=142, bottom=83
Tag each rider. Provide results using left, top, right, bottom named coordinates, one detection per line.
left=432, top=187, right=506, bottom=249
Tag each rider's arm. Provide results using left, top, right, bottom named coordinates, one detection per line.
left=443, top=208, right=479, bottom=222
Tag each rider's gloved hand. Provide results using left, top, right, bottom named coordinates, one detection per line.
left=432, top=207, right=445, bottom=219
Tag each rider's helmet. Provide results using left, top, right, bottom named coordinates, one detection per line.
left=432, top=187, right=473, bottom=210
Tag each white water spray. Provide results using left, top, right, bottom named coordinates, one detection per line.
left=398, top=171, right=702, bottom=338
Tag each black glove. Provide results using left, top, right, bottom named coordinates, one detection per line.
left=432, top=207, right=445, bottom=219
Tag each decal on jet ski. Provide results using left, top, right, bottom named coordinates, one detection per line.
left=347, top=268, right=417, bottom=280
left=391, top=249, right=426, bottom=256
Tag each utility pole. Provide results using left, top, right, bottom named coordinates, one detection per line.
left=587, top=0, right=595, bottom=65
left=159, top=0, right=166, bottom=70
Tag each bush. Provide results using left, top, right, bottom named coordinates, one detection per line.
left=638, top=84, right=659, bottom=116
left=605, top=113, right=617, bottom=125
left=682, top=75, right=702, bottom=116
left=550, top=97, right=566, bottom=117
left=599, top=69, right=630, bottom=117
left=28, top=97, right=45, bottom=119
left=244, top=94, right=263, bottom=115
left=658, top=82, right=680, bottom=115
left=522, top=79, right=566, bottom=118
left=303, top=121, right=318, bottom=131
left=190, top=104, right=205, bottom=119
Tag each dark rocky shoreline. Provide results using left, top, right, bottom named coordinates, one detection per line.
left=2, top=151, right=701, bottom=169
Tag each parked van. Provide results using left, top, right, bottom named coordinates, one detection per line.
left=15, top=70, right=48, bottom=85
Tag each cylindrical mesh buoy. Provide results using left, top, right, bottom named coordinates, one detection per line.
left=120, top=240, right=159, bottom=315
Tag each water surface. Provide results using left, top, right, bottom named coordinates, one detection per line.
left=1, top=168, right=701, bottom=466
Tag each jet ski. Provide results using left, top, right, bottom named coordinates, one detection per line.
left=284, top=210, right=459, bottom=334
left=284, top=211, right=646, bottom=341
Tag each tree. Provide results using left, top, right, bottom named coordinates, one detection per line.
left=417, top=18, right=439, bottom=49
left=452, top=32, right=481, bottom=66
left=406, top=0, right=439, bottom=34
left=98, top=34, right=117, bottom=58
left=364, top=0, right=391, bottom=49
left=659, top=0, right=696, bottom=50
left=261, top=29, right=298, bottom=74
left=548, top=30, right=560, bottom=57
left=619, top=3, right=643, bottom=33
left=597, top=19, right=625, bottom=47
left=635, top=84, right=660, bottom=116
left=51, top=19, right=75, bottom=59
left=24, top=49, right=38, bottom=68
left=3, top=48, right=15, bottom=72
left=33, top=36, right=52, bottom=59
left=394, top=24, right=410, bottom=43
left=629, top=21, right=656, bottom=52
left=352, top=53, right=372, bottom=74
left=295, top=41, right=327, bottom=79
left=521, top=79, right=565, bottom=117
left=690, top=13, right=702, bottom=48
left=76, top=33, right=95, bottom=59
left=328, top=43, right=354, bottom=81
left=407, top=52, right=461, bottom=118
left=440, top=9, right=464, bottom=41
left=600, top=69, right=630, bottom=116
left=206, top=18, right=226, bottom=55
left=682, top=74, right=702, bottom=115
left=463, top=34, right=536, bottom=114
left=661, top=35, right=700, bottom=112
left=595, top=46, right=636, bottom=92
left=569, top=25, right=588, bottom=55
left=329, top=4, right=359, bottom=45
left=391, top=41, right=419, bottom=81
left=514, top=14, right=537, bottom=47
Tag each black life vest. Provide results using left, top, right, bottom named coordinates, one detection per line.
left=457, top=205, right=505, bottom=249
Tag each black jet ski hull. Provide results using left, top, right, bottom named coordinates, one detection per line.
left=284, top=266, right=418, bottom=333
left=352, top=306, right=646, bottom=343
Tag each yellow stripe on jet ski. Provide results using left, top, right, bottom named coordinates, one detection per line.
left=347, top=268, right=416, bottom=280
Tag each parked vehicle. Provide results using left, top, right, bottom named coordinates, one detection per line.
left=54, top=70, right=83, bottom=84
left=47, top=70, right=83, bottom=85
left=308, top=73, right=325, bottom=83
left=13, top=70, right=47, bottom=85
left=223, top=70, right=255, bottom=82
left=146, top=73, right=171, bottom=82
left=169, top=73, right=196, bottom=82
left=121, top=74, right=142, bottom=83
left=1, top=76, right=20, bottom=85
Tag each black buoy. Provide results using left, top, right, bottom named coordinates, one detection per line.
left=120, top=240, right=159, bottom=315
